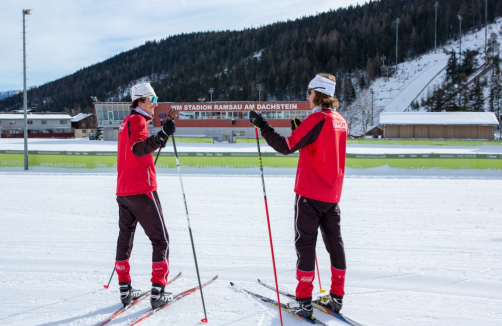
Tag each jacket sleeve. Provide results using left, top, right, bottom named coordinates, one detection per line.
left=260, top=114, right=325, bottom=155
left=128, top=116, right=161, bottom=157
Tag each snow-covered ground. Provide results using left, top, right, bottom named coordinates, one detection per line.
left=1, top=140, right=502, bottom=326
left=2, top=138, right=502, bottom=155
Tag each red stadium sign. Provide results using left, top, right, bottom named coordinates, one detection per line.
left=166, top=101, right=309, bottom=111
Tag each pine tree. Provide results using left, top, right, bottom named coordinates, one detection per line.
left=444, top=84, right=459, bottom=112
left=489, top=68, right=502, bottom=115
left=430, top=86, right=446, bottom=112
left=461, top=49, right=478, bottom=76
left=470, top=78, right=485, bottom=111
left=446, top=51, right=459, bottom=84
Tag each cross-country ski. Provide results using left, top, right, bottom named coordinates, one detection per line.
left=257, top=279, right=365, bottom=326
left=127, top=275, right=218, bottom=326
left=230, top=282, right=328, bottom=325
left=94, top=272, right=182, bottom=326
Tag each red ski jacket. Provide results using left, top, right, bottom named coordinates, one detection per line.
left=261, top=109, right=347, bottom=203
left=116, top=110, right=162, bottom=196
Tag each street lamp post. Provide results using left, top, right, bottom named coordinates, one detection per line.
left=458, top=15, right=463, bottom=62
left=208, top=88, right=214, bottom=102
left=434, top=1, right=439, bottom=53
left=395, top=18, right=400, bottom=72
left=22, top=9, right=33, bottom=171
left=256, top=84, right=262, bottom=102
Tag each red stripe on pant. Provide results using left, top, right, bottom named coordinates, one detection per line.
left=115, top=260, right=131, bottom=284
left=151, top=259, right=169, bottom=286
left=330, top=266, right=346, bottom=297
left=295, top=269, right=315, bottom=300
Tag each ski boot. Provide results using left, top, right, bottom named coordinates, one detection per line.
left=150, top=285, right=174, bottom=308
left=316, top=293, right=343, bottom=313
left=287, top=299, right=313, bottom=318
left=119, top=283, right=142, bottom=306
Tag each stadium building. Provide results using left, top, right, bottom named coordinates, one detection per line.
left=94, top=101, right=310, bottom=141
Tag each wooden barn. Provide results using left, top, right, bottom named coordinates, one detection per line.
left=380, top=112, right=499, bottom=140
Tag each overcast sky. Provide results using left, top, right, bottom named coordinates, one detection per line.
left=1, top=0, right=367, bottom=92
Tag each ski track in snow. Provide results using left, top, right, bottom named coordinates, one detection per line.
left=0, top=173, right=501, bottom=325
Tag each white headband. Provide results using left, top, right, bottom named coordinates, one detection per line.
left=308, top=75, right=336, bottom=97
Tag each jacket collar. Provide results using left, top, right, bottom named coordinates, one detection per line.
left=131, top=107, right=153, bottom=122
left=312, top=105, right=336, bottom=113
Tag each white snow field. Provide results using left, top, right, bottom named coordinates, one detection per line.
left=1, top=169, right=502, bottom=326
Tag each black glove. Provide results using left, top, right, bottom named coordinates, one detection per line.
left=290, top=118, right=302, bottom=131
left=249, top=110, right=267, bottom=129
left=154, top=119, right=176, bottom=145
left=162, top=119, right=176, bottom=136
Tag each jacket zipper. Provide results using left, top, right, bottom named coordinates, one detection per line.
left=147, top=167, right=151, bottom=186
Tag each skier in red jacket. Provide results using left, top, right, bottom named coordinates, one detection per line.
left=115, top=82, right=176, bottom=308
left=249, top=73, right=348, bottom=318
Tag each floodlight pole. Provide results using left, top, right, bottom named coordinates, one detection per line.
left=458, top=15, right=463, bottom=63
left=395, top=18, right=400, bottom=72
left=23, top=9, right=33, bottom=171
left=434, top=1, right=438, bottom=53
left=256, top=84, right=262, bottom=102
left=485, top=0, right=489, bottom=55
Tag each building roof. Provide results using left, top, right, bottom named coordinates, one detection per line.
left=0, top=114, right=72, bottom=120
left=380, top=112, right=500, bottom=126
left=71, top=113, right=93, bottom=122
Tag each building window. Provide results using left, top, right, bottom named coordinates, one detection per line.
left=60, top=120, right=67, bottom=124
left=27, top=120, right=33, bottom=125
left=41, top=120, right=47, bottom=125
left=9, top=121, right=16, bottom=125
left=179, top=112, right=195, bottom=120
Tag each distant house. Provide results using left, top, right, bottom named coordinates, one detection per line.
left=364, top=125, right=384, bottom=138
left=380, top=112, right=499, bottom=140
left=71, top=113, right=97, bottom=138
left=0, top=113, right=73, bottom=138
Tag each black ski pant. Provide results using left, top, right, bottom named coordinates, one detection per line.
left=294, top=194, right=346, bottom=299
left=116, top=191, right=169, bottom=263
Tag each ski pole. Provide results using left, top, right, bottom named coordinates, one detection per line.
left=154, top=146, right=162, bottom=165
left=315, top=253, right=326, bottom=293
left=168, top=110, right=209, bottom=323
left=252, top=107, right=284, bottom=326
left=103, top=268, right=115, bottom=289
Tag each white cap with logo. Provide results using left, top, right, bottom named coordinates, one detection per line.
left=131, top=82, right=157, bottom=101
